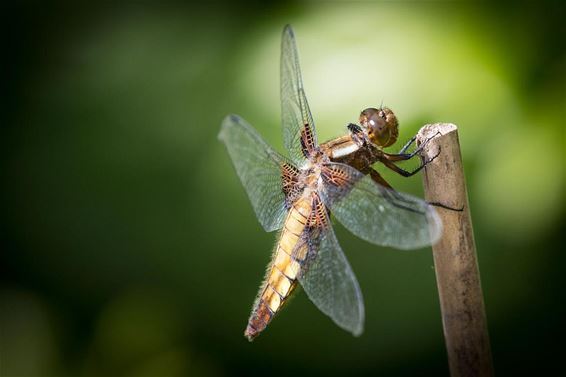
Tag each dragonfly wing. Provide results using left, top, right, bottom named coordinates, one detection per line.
left=219, top=114, right=290, bottom=232
left=320, top=163, right=442, bottom=249
left=298, top=224, right=364, bottom=336
left=281, top=25, right=317, bottom=165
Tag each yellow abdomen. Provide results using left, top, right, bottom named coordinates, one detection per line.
left=244, top=198, right=311, bottom=341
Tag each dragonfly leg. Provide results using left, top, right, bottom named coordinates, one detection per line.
left=377, top=151, right=463, bottom=212
left=397, top=135, right=417, bottom=154
left=380, top=146, right=441, bottom=177
left=428, top=201, right=465, bottom=211
left=366, top=168, right=394, bottom=189
left=384, top=131, right=441, bottom=162
left=364, top=167, right=426, bottom=215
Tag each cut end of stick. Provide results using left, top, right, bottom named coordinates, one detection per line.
left=417, top=123, right=457, bottom=139
left=416, top=123, right=457, bottom=159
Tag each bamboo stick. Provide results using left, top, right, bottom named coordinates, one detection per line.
left=417, top=123, right=494, bottom=377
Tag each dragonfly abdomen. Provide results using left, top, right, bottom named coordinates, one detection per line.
left=244, top=198, right=312, bottom=341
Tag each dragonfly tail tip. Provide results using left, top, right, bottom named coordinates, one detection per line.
left=244, top=325, right=259, bottom=342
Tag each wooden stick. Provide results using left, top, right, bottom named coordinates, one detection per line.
left=417, top=124, right=494, bottom=377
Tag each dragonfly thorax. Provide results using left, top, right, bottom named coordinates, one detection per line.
left=300, top=163, right=322, bottom=189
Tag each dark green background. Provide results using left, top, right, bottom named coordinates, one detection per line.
left=2, top=2, right=564, bottom=376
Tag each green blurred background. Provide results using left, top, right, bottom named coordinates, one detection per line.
left=2, top=2, right=565, bottom=376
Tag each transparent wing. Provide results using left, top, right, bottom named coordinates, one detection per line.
left=281, top=25, right=317, bottom=165
left=298, top=224, right=364, bottom=336
left=320, top=163, right=442, bottom=249
left=218, top=114, right=290, bottom=232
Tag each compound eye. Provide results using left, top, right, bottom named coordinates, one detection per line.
left=359, top=107, right=399, bottom=147
left=360, top=108, right=383, bottom=128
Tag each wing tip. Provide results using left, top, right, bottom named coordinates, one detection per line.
left=352, top=290, right=365, bottom=337
left=340, top=316, right=364, bottom=338
left=427, top=205, right=443, bottom=246
left=351, top=315, right=365, bottom=337
left=352, top=328, right=364, bottom=337
left=218, top=114, right=242, bottom=141
left=223, top=113, right=241, bottom=124
left=283, top=24, right=294, bottom=36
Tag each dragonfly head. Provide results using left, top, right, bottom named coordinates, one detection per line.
left=359, top=107, right=399, bottom=148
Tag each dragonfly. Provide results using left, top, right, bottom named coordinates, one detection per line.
left=218, top=25, right=442, bottom=341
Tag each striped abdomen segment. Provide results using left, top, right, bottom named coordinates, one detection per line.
left=244, top=198, right=311, bottom=341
